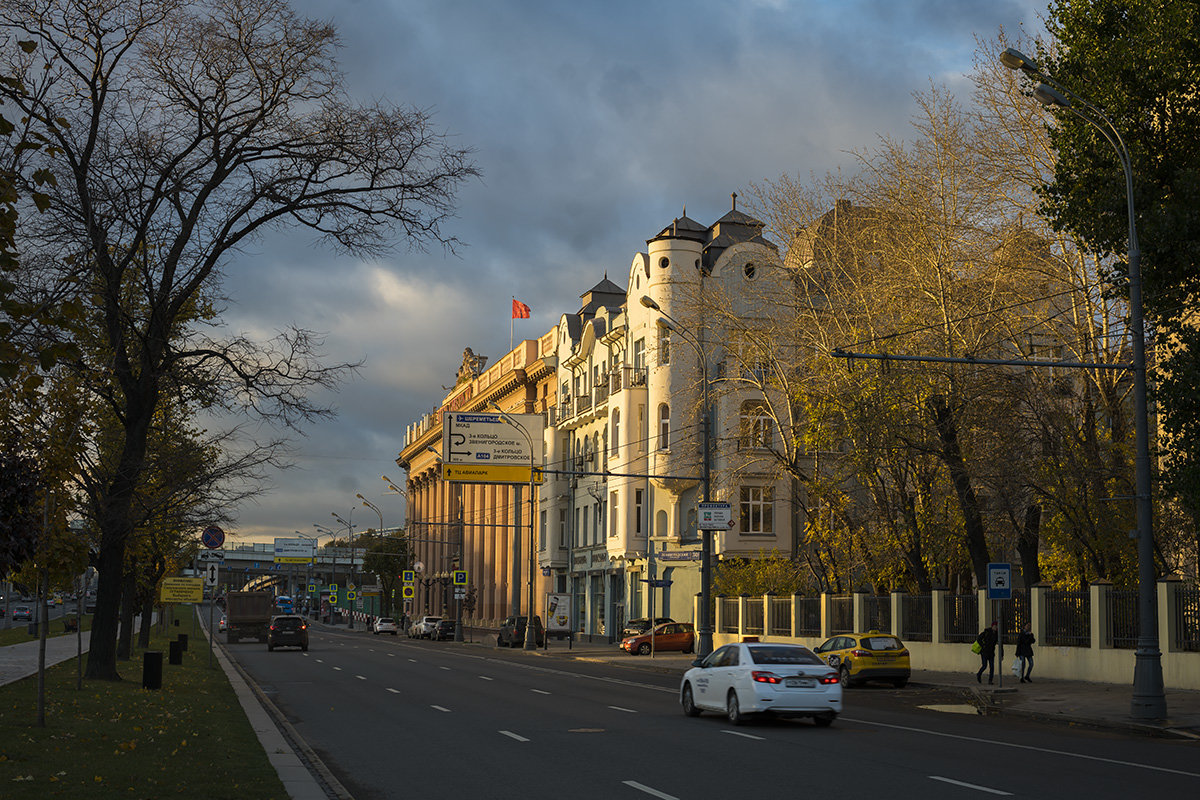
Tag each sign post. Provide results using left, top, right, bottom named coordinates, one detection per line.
left=987, top=562, right=1012, bottom=690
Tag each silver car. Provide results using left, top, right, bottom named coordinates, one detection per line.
left=408, top=615, right=442, bottom=638
left=373, top=617, right=399, bottom=635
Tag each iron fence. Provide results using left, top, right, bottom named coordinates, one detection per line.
left=830, top=595, right=853, bottom=634
left=1046, top=590, right=1090, bottom=646
left=744, top=597, right=765, bottom=636
left=719, top=597, right=739, bottom=634
left=1177, top=586, right=1200, bottom=652
left=796, top=597, right=821, bottom=637
left=1009, top=588, right=1030, bottom=635
left=902, top=595, right=932, bottom=641
left=1107, top=589, right=1138, bottom=649
left=769, top=596, right=792, bottom=636
left=943, top=594, right=978, bottom=643
left=864, top=595, right=891, bottom=632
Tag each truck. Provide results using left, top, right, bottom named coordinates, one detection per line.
left=224, top=590, right=274, bottom=643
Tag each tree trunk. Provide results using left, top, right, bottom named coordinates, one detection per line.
left=1017, top=504, right=1041, bottom=585
left=116, top=567, right=137, bottom=661
left=928, top=394, right=990, bottom=585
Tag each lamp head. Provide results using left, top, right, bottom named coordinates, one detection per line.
left=639, top=295, right=661, bottom=311
left=355, top=493, right=365, bottom=500
left=999, top=47, right=1040, bottom=74
left=1033, top=83, right=1070, bottom=108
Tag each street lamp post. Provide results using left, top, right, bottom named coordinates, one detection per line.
left=293, top=530, right=319, bottom=612
left=491, top=407, right=540, bottom=651
left=332, top=511, right=357, bottom=629
left=313, top=523, right=337, bottom=621
left=639, top=295, right=714, bottom=658
left=1001, top=48, right=1165, bottom=720
left=356, top=493, right=385, bottom=624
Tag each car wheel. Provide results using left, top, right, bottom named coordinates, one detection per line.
left=813, top=712, right=836, bottom=728
left=726, top=690, right=745, bottom=726
left=681, top=684, right=701, bottom=717
left=892, top=678, right=908, bottom=689
left=840, top=664, right=853, bottom=687
left=637, top=642, right=651, bottom=656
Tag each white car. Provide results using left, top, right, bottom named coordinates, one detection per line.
left=218, top=616, right=227, bottom=632
left=373, top=617, right=399, bottom=635
left=680, top=641, right=842, bottom=726
left=408, top=615, right=442, bottom=638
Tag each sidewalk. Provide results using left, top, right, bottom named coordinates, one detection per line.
left=0, top=632, right=91, bottom=686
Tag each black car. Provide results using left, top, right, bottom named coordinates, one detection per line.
left=498, top=615, right=544, bottom=647
left=621, top=617, right=674, bottom=639
left=267, top=614, right=309, bottom=652
left=430, top=619, right=458, bottom=641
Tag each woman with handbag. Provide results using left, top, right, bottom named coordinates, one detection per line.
left=974, top=620, right=998, bottom=684
left=1015, top=622, right=1036, bottom=682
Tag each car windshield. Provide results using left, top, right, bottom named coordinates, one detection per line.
left=748, top=645, right=824, bottom=665
left=378, top=618, right=394, bottom=624
left=274, top=617, right=304, bottom=630
left=861, top=636, right=903, bottom=651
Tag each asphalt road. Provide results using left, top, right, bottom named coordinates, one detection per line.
left=229, top=626, right=1200, bottom=800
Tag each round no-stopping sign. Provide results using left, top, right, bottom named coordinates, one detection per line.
left=201, top=525, right=225, bottom=549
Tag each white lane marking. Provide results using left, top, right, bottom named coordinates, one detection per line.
left=315, top=659, right=324, bottom=663
left=530, top=688, right=551, bottom=695
left=929, top=776, right=1012, bottom=796
left=720, top=730, right=764, bottom=741
left=608, top=705, right=637, bottom=713
left=431, top=705, right=451, bottom=713
left=846, top=717, right=1200, bottom=778
left=386, top=688, right=400, bottom=694
left=408, top=658, right=418, bottom=663
left=387, top=653, right=395, bottom=657
left=355, top=675, right=366, bottom=680
left=623, top=780, right=679, bottom=800
left=332, top=666, right=343, bottom=671
left=440, top=666, right=451, bottom=671
left=499, top=730, right=529, bottom=742
left=479, top=676, right=494, bottom=681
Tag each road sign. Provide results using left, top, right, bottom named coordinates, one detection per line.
left=160, top=577, right=204, bottom=603
left=443, top=463, right=544, bottom=484
left=452, top=570, right=468, bottom=586
left=329, top=583, right=338, bottom=591
left=402, top=585, right=415, bottom=599
left=347, top=591, right=356, bottom=601
left=201, top=525, right=225, bottom=549
left=328, top=593, right=338, bottom=604
left=273, top=537, right=316, bottom=564
left=401, top=570, right=415, bottom=584
left=988, top=562, right=1012, bottom=600
left=698, top=501, right=732, bottom=531
left=203, top=562, right=219, bottom=587
left=307, top=584, right=317, bottom=593
left=199, top=550, right=224, bottom=562
left=443, top=411, right=545, bottom=465
left=454, top=589, right=466, bottom=600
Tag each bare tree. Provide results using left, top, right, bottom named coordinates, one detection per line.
left=0, top=0, right=478, bottom=679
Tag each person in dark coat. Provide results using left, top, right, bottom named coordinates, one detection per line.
left=975, top=620, right=998, bottom=684
left=1015, top=622, right=1036, bottom=683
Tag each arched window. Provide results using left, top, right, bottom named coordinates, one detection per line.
left=658, top=403, right=670, bottom=450
left=611, top=410, right=620, bottom=457
left=740, top=402, right=773, bottom=450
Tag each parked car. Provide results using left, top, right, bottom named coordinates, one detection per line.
left=812, top=631, right=911, bottom=688
left=408, top=615, right=442, bottom=638
left=621, top=617, right=674, bottom=639
left=497, top=615, right=544, bottom=647
left=621, top=622, right=695, bottom=655
left=12, top=606, right=33, bottom=622
left=266, top=614, right=309, bottom=652
left=680, top=641, right=841, bottom=726
left=430, top=619, right=458, bottom=640
left=372, top=617, right=399, bottom=635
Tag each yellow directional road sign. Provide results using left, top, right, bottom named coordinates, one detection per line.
left=160, top=577, right=203, bottom=603
left=443, top=463, right=544, bottom=484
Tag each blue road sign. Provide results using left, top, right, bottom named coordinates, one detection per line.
left=987, top=562, right=1012, bottom=600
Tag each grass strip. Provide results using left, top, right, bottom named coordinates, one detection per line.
left=0, top=625, right=288, bottom=799
left=0, top=614, right=94, bottom=648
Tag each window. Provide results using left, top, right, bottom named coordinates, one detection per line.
left=575, top=508, right=582, bottom=548
left=558, top=509, right=567, bottom=548
left=611, top=410, right=620, bottom=457
left=581, top=505, right=589, bottom=546
left=740, top=403, right=773, bottom=449
left=637, top=404, right=646, bottom=453
left=633, top=338, right=646, bottom=370
left=595, top=503, right=604, bottom=545
left=610, top=491, right=619, bottom=538
left=658, top=403, right=670, bottom=450
left=740, top=486, right=775, bottom=535
left=539, top=510, right=547, bottom=550
left=656, top=509, right=668, bottom=538
left=635, top=489, right=644, bottom=535
left=657, top=325, right=670, bottom=365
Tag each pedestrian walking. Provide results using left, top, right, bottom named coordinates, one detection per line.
left=1016, top=622, right=1035, bottom=683
left=975, top=621, right=998, bottom=684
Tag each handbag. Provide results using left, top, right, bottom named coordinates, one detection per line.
left=1011, top=657, right=1021, bottom=677
left=971, top=640, right=982, bottom=654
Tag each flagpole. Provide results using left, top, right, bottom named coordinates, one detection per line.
left=510, top=296, right=514, bottom=351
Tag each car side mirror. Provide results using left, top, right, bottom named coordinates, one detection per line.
left=691, top=658, right=706, bottom=668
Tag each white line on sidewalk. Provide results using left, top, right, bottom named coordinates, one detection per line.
left=499, top=730, right=529, bottom=742
left=929, top=776, right=1012, bottom=796
left=608, top=705, right=637, bottom=713
left=720, top=730, right=764, bottom=741
left=622, top=780, right=678, bottom=799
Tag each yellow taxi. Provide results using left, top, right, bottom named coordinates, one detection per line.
left=812, top=631, right=911, bottom=688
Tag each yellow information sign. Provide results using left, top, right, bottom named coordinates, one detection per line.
left=443, top=463, right=544, bottom=484
left=160, top=577, right=204, bottom=603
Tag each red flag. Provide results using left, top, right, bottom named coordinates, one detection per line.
left=512, top=298, right=531, bottom=319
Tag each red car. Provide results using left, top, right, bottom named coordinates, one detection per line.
left=621, top=622, right=695, bottom=655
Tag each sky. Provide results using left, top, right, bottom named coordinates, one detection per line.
left=218, top=0, right=1049, bottom=545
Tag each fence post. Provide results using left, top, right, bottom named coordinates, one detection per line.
left=1031, top=583, right=1049, bottom=648
left=694, top=593, right=701, bottom=634
left=762, top=594, right=772, bottom=637
left=791, top=593, right=801, bottom=638
left=738, top=595, right=749, bottom=638
left=931, top=587, right=947, bottom=644
left=977, top=588, right=990, bottom=633
left=891, top=589, right=905, bottom=638
left=714, top=594, right=726, bottom=634
left=820, top=592, right=832, bottom=639
left=853, top=589, right=869, bottom=632
left=1091, top=580, right=1110, bottom=650
left=1159, top=576, right=1181, bottom=654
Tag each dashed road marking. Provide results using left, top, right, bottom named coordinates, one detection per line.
left=721, top=730, right=764, bottom=741
left=431, top=705, right=451, bottom=713
left=386, top=688, right=400, bottom=694
left=479, top=676, right=494, bottom=681
left=531, top=689, right=551, bottom=695
left=623, top=780, right=678, bottom=799
left=499, top=730, right=529, bottom=742
left=929, top=776, right=1012, bottom=796
left=608, top=705, right=637, bottom=713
